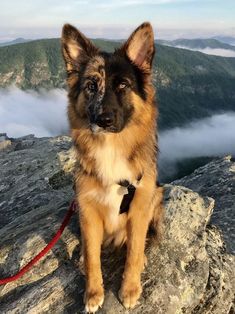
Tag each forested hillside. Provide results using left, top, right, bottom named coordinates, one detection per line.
left=1, top=38, right=235, bottom=130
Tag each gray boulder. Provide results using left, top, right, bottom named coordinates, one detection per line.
left=173, top=155, right=235, bottom=254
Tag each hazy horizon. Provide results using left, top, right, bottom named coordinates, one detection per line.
left=1, top=33, right=235, bottom=44
left=1, top=35, right=235, bottom=58
left=1, top=30, right=235, bottom=43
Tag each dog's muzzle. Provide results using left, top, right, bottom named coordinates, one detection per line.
left=90, top=112, right=118, bottom=133
left=95, top=112, right=115, bottom=128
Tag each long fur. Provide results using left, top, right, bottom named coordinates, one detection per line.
left=62, top=21, right=164, bottom=312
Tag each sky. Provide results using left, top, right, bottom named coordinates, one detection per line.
left=1, top=0, right=235, bottom=41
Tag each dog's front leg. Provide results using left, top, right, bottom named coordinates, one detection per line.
left=119, top=179, right=155, bottom=309
left=79, top=201, right=104, bottom=313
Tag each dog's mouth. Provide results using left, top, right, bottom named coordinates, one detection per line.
left=89, top=124, right=119, bottom=134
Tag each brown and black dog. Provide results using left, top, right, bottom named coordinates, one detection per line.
left=61, top=22, right=163, bottom=312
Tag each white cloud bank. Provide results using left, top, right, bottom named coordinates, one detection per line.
left=0, top=87, right=69, bottom=138
left=159, top=113, right=235, bottom=161
left=1, top=87, right=234, bottom=181
left=175, top=45, right=235, bottom=57
left=1, top=88, right=234, bottom=156
left=158, top=112, right=235, bottom=181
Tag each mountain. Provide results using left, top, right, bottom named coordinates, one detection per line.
left=0, top=134, right=234, bottom=313
left=158, top=38, right=235, bottom=51
left=0, top=37, right=31, bottom=47
left=0, top=38, right=235, bottom=130
left=213, top=36, right=235, bottom=46
left=0, top=38, right=120, bottom=90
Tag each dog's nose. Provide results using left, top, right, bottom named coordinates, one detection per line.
left=96, top=112, right=114, bottom=128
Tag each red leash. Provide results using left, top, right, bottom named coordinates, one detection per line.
left=0, top=200, right=77, bottom=285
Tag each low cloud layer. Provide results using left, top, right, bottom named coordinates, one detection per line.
left=175, top=45, right=235, bottom=57
left=159, top=113, right=235, bottom=160
left=158, top=113, right=235, bottom=181
left=1, top=88, right=234, bottom=182
left=0, top=87, right=69, bottom=138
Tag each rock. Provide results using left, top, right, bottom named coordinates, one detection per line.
left=172, top=155, right=235, bottom=254
left=0, top=135, right=234, bottom=313
left=0, top=139, right=11, bottom=151
left=0, top=133, right=11, bottom=151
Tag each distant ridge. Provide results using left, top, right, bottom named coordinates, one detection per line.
left=212, top=36, right=235, bottom=46
left=158, top=38, right=235, bottom=51
left=0, top=38, right=31, bottom=47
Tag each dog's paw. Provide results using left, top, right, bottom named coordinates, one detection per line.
left=84, top=286, right=104, bottom=313
left=119, top=280, right=142, bottom=309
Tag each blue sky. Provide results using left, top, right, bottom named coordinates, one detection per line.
left=1, top=0, right=235, bottom=41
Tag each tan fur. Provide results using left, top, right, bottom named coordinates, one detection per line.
left=62, top=22, right=164, bottom=312
left=71, top=88, right=163, bottom=311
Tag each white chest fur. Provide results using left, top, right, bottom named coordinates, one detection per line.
left=87, top=139, right=134, bottom=227
left=93, top=139, right=134, bottom=186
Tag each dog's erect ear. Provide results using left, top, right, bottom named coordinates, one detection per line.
left=121, top=22, right=155, bottom=71
left=61, top=24, right=98, bottom=71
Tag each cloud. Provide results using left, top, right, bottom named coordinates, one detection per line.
left=0, top=87, right=69, bottom=138
left=158, top=113, right=235, bottom=180
left=1, top=87, right=234, bottom=183
left=175, top=45, right=235, bottom=57
left=159, top=112, right=235, bottom=160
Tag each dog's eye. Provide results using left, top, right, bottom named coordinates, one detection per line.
left=118, top=82, right=127, bottom=89
left=86, top=81, right=97, bottom=92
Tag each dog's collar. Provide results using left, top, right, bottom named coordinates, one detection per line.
left=80, top=165, right=142, bottom=214
left=118, top=173, right=143, bottom=214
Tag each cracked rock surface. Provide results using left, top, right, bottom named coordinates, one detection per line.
left=0, top=135, right=234, bottom=313
left=173, top=155, right=235, bottom=254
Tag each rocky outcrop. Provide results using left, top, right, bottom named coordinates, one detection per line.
left=173, top=155, right=235, bottom=254
left=0, top=135, right=234, bottom=313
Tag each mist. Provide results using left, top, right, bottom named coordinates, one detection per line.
left=0, top=87, right=69, bottom=138
left=1, top=87, right=234, bottom=182
left=175, top=45, right=235, bottom=57
left=158, top=113, right=235, bottom=181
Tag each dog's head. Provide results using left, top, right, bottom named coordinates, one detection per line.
left=61, top=22, right=155, bottom=134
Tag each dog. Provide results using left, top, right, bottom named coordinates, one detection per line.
left=61, top=22, right=163, bottom=313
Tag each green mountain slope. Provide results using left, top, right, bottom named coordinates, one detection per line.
left=154, top=44, right=235, bottom=129
left=0, top=38, right=235, bottom=130
left=0, top=38, right=120, bottom=90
